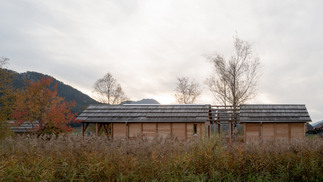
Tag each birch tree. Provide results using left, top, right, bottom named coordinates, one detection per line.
left=93, top=73, right=128, bottom=104
left=174, top=77, right=201, bottom=104
left=206, top=36, right=261, bottom=140
left=206, top=36, right=261, bottom=107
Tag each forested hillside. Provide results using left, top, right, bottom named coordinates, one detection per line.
left=2, top=69, right=98, bottom=114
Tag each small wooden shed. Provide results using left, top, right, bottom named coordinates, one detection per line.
left=240, top=104, right=311, bottom=142
left=77, top=104, right=213, bottom=140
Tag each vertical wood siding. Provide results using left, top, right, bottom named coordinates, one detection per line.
left=157, top=123, right=171, bottom=138
left=275, top=123, right=289, bottom=141
left=244, top=122, right=305, bottom=142
left=172, top=123, right=186, bottom=140
left=113, top=123, right=126, bottom=139
left=262, top=123, right=274, bottom=141
left=128, top=123, right=141, bottom=139
left=245, top=123, right=260, bottom=142
left=142, top=123, right=157, bottom=139
left=290, top=123, right=305, bottom=139
left=109, top=122, right=211, bottom=140
left=186, top=123, right=194, bottom=139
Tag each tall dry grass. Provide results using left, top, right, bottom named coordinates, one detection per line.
left=0, top=135, right=322, bottom=181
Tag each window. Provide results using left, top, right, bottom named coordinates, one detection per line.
left=193, top=124, right=197, bottom=136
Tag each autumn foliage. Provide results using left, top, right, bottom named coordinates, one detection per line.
left=12, top=76, right=77, bottom=135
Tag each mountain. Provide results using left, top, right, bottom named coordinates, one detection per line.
left=3, top=69, right=98, bottom=114
left=131, top=99, right=160, bottom=104
left=122, top=99, right=160, bottom=105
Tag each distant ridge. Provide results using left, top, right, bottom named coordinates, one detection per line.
left=3, top=69, right=98, bottom=114
left=121, top=99, right=160, bottom=105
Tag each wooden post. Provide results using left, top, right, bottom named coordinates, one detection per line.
left=244, top=123, right=246, bottom=143
left=208, top=106, right=213, bottom=138
left=170, top=123, right=173, bottom=137
left=185, top=123, right=187, bottom=140
left=98, top=124, right=102, bottom=133
left=126, top=122, right=129, bottom=138
left=274, top=123, right=276, bottom=140
left=96, top=123, right=99, bottom=137
left=81, top=122, right=84, bottom=138
left=107, top=123, right=111, bottom=139
left=111, top=123, right=113, bottom=140
left=217, top=108, right=220, bottom=135
left=260, top=122, right=263, bottom=144
left=141, top=122, right=143, bottom=138
left=103, top=123, right=109, bottom=137
left=288, top=123, right=291, bottom=141
left=229, top=121, right=232, bottom=143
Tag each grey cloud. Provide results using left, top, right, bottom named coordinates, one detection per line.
left=1, top=0, right=323, bottom=122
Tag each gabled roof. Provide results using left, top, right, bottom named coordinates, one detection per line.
left=240, top=104, right=311, bottom=123
left=8, top=121, right=39, bottom=133
left=77, top=104, right=211, bottom=123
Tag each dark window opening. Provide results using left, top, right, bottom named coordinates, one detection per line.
left=193, top=124, right=197, bottom=135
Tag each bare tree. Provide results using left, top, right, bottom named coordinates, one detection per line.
left=0, top=57, right=9, bottom=67
left=174, top=77, right=202, bottom=104
left=206, top=36, right=261, bottom=141
left=206, top=36, right=261, bottom=107
left=93, top=73, right=128, bottom=105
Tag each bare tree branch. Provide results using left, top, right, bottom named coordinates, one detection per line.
left=206, top=36, right=261, bottom=107
left=206, top=36, right=261, bottom=141
left=174, top=77, right=202, bottom=104
left=0, top=57, right=9, bottom=68
left=93, top=73, right=128, bottom=105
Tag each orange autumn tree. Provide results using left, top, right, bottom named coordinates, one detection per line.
left=12, top=76, right=77, bottom=135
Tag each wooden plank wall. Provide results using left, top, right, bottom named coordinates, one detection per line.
left=290, top=123, right=305, bottom=139
left=157, top=123, right=171, bottom=138
left=128, top=123, right=141, bottom=139
left=262, top=123, right=274, bottom=142
left=245, top=123, right=260, bottom=142
left=275, top=123, right=289, bottom=141
left=172, top=123, right=186, bottom=140
left=244, top=122, right=305, bottom=142
left=143, top=123, right=157, bottom=139
left=186, top=123, right=194, bottom=140
left=110, top=122, right=209, bottom=140
left=201, top=123, right=205, bottom=136
left=112, top=123, right=126, bottom=139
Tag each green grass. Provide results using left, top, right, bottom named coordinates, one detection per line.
left=0, top=135, right=322, bottom=181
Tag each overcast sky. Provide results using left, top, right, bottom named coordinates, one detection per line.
left=0, top=0, right=322, bottom=122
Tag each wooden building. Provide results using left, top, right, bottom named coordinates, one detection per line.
left=240, top=104, right=311, bottom=142
left=77, top=104, right=213, bottom=140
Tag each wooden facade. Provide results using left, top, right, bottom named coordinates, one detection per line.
left=77, top=104, right=312, bottom=142
left=77, top=104, right=212, bottom=140
left=95, top=122, right=207, bottom=140
left=240, top=104, right=311, bottom=142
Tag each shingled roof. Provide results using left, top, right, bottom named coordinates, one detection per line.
left=8, top=121, right=39, bottom=133
left=240, top=104, right=311, bottom=123
left=77, top=104, right=211, bottom=123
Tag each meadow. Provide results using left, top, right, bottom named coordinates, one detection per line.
left=0, top=135, right=322, bottom=181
